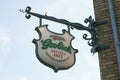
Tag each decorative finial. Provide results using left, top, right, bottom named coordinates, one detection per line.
left=19, top=9, right=25, bottom=14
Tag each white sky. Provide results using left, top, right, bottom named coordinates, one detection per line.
left=0, top=0, right=100, bottom=80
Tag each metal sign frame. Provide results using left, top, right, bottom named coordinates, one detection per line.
left=20, top=6, right=109, bottom=55
left=33, top=25, right=77, bottom=72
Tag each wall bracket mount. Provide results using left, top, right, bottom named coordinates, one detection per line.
left=21, top=6, right=109, bottom=55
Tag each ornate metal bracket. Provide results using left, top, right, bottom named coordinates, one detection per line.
left=21, top=6, right=109, bottom=55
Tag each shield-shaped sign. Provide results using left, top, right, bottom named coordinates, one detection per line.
left=33, top=25, right=77, bottom=72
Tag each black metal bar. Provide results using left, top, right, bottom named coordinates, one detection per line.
left=24, top=6, right=109, bottom=55
left=67, top=25, right=70, bottom=33
left=25, top=7, right=91, bottom=32
left=39, top=18, right=42, bottom=26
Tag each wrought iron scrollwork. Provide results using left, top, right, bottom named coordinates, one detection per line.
left=83, top=16, right=98, bottom=54
left=21, top=6, right=108, bottom=55
left=25, top=6, right=31, bottom=19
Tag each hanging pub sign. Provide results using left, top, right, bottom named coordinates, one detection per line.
left=33, top=25, right=78, bottom=72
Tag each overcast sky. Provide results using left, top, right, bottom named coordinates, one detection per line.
left=0, top=0, right=100, bottom=80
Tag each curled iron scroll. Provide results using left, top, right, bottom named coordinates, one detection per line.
left=83, top=16, right=98, bottom=54
left=83, top=34, right=92, bottom=40
left=83, top=33, right=94, bottom=46
left=25, top=6, right=31, bottom=19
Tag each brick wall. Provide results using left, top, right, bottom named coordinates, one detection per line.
left=93, top=0, right=120, bottom=80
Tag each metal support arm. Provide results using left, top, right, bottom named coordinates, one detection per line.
left=23, top=6, right=108, bottom=55
left=25, top=6, right=90, bottom=31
